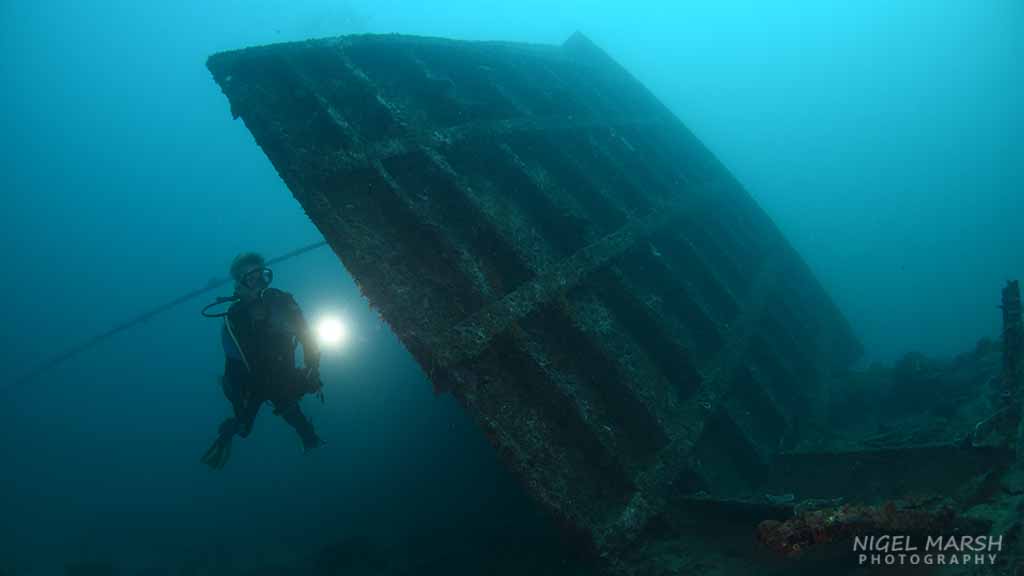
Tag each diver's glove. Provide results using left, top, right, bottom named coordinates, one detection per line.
left=200, top=417, right=237, bottom=470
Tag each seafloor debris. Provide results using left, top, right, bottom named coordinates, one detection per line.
left=756, top=500, right=965, bottom=558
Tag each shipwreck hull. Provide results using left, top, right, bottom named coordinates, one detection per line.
left=207, top=33, right=862, bottom=568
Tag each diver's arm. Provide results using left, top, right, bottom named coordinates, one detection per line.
left=300, top=323, right=321, bottom=373
left=285, top=293, right=321, bottom=371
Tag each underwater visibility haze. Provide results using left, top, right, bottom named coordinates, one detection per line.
left=1, top=1, right=1021, bottom=575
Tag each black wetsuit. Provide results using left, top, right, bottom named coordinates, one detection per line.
left=221, top=287, right=321, bottom=446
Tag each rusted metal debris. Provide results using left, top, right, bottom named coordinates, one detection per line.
left=1002, top=281, right=1023, bottom=459
left=756, top=500, right=978, bottom=559
left=747, top=282, right=1023, bottom=574
left=206, top=32, right=864, bottom=571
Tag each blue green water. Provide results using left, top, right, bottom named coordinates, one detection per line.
left=1, top=2, right=1020, bottom=574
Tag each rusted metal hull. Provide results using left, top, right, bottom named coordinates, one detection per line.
left=207, top=32, right=863, bottom=570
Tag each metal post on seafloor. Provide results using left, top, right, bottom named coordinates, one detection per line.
left=1001, top=280, right=1023, bottom=461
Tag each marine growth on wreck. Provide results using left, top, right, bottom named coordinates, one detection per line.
left=204, top=32, right=1024, bottom=575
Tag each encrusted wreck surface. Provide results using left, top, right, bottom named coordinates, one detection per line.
left=207, top=33, right=863, bottom=571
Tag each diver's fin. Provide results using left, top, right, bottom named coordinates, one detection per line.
left=200, top=432, right=234, bottom=470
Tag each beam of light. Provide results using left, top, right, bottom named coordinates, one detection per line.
left=316, top=314, right=350, bottom=349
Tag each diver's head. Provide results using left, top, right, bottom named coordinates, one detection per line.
left=230, top=252, right=273, bottom=300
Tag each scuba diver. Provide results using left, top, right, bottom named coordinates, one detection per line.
left=201, top=252, right=325, bottom=470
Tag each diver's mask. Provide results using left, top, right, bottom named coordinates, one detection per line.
left=240, top=267, right=274, bottom=291
left=201, top=266, right=274, bottom=317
